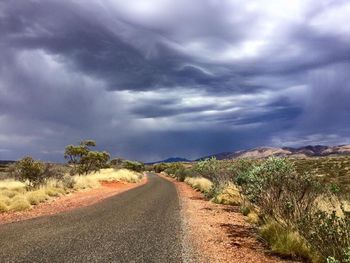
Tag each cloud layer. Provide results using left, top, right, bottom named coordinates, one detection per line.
left=0, top=0, right=350, bottom=162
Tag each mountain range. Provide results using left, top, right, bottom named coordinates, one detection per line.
left=199, top=145, right=350, bottom=160
left=151, top=145, right=350, bottom=163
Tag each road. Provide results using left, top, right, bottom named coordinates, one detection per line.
left=0, top=174, right=183, bottom=262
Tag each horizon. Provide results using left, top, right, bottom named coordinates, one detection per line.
left=1, top=143, right=349, bottom=163
left=1, top=1, right=350, bottom=162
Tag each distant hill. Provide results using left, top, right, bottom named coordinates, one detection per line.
left=197, top=145, right=350, bottom=160
left=0, top=160, right=15, bottom=165
left=147, top=157, right=192, bottom=165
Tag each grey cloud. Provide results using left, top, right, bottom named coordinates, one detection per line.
left=0, top=0, right=350, bottom=162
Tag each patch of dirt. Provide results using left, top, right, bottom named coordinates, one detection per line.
left=0, top=177, right=147, bottom=225
left=160, top=175, right=290, bottom=263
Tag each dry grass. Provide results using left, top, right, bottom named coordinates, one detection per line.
left=212, top=183, right=242, bottom=205
left=9, top=196, right=31, bottom=211
left=0, top=200, right=8, bottom=212
left=0, top=179, right=26, bottom=191
left=184, top=177, right=213, bottom=194
left=259, top=220, right=316, bottom=262
left=88, top=168, right=143, bottom=183
left=246, top=211, right=260, bottom=224
left=26, top=190, right=49, bottom=205
left=0, top=168, right=143, bottom=213
left=71, top=168, right=142, bottom=190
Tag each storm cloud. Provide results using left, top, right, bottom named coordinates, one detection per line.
left=0, top=0, right=350, bottom=162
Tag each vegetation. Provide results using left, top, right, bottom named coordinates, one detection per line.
left=161, top=156, right=350, bottom=262
left=0, top=139, right=144, bottom=214
left=64, top=140, right=110, bottom=175
left=8, top=157, right=63, bottom=188
left=0, top=168, right=143, bottom=213
left=153, top=163, right=169, bottom=173
left=184, top=177, right=213, bottom=194
left=259, top=220, right=314, bottom=261
left=121, top=160, right=145, bottom=172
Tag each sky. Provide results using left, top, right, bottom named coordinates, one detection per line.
left=0, top=0, right=350, bottom=162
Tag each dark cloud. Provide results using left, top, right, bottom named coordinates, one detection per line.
left=0, top=0, right=350, bottom=162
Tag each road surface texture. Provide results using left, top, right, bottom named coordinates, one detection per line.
left=0, top=174, right=184, bottom=263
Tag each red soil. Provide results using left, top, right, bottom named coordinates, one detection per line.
left=160, top=174, right=292, bottom=263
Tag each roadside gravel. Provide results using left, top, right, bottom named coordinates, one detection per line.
left=162, top=175, right=291, bottom=263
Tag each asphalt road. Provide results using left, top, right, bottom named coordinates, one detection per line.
left=0, top=174, right=183, bottom=263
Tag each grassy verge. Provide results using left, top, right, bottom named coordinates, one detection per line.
left=0, top=168, right=143, bottom=213
left=184, top=177, right=213, bottom=194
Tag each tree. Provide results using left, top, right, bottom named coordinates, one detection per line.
left=10, top=156, right=63, bottom=188
left=64, top=140, right=110, bottom=175
left=122, top=160, right=145, bottom=172
left=13, top=156, right=45, bottom=187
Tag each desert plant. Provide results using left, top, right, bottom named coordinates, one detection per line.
left=236, top=157, right=323, bottom=228
left=9, top=157, right=64, bottom=189
left=0, top=200, right=8, bottom=212
left=193, top=157, right=221, bottom=182
left=12, top=156, right=45, bottom=188
left=212, top=183, right=242, bottom=205
left=259, top=220, right=313, bottom=261
left=64, top=140, right=110, bottom=175
left=26, top=190, right=48, bottom=205
left=173, top=165, right=191, bottom=182
left=60, top=175, right=75, bottom=189
left=153, top=163, right=169, bottom=173
left=0, top=189, right=17, bottom=198
left=122, top=160, right=145, bottom=172
left=185, top=177, right=213, bottom=194
left=9, top=196, right=31, bottom=211
left=298, top=208, right=350, bottom=262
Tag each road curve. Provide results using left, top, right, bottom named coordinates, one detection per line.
left=0, top=174, right=183, bottom=262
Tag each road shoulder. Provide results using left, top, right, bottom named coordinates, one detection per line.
left=161, top=174, right=288, bottom=263
left=0, top=177, right=147, bottom=225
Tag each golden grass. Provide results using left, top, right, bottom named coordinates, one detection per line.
left=185, top=177, right=213, bottom=194
left=0, top=200, right=8, bottom=212
left=71, top=168, right=143, bottom=190
left=88, top=168, right=143, bottom=183
left=0, top=189, right=17, bottom=198
left=212, top=183, right=242, bottom=205
left=0, top=195, right=11, bottom=206
left=259, top=220, right=316, bottom=261
left=26, top=190, right=48, bottom=205
left=9, top=196, right=31, bottom=211
left=0, top=168, right=143, bottom=213
left=0, top=179, right=26, bottom=191
left=246, top=211, right=260, bottom=224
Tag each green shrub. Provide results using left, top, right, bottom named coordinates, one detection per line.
left=153, top=163, right=169, bottom=173
left=298, top=209, right=350, bottom=262
left=10, top=157, right=64, bottom=188
left=122, top=160, right=145, bottom=172
left=193, top=157, right=221, bottom=183
left=174, top=166, right=189, bottom=182
left=64, top=140, right=110, bottom=175
left=240, top=206, right=250, bottom=216
left=236, top=157, right=322, bottom=228
left=12, top=156, right=45, bottom=188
